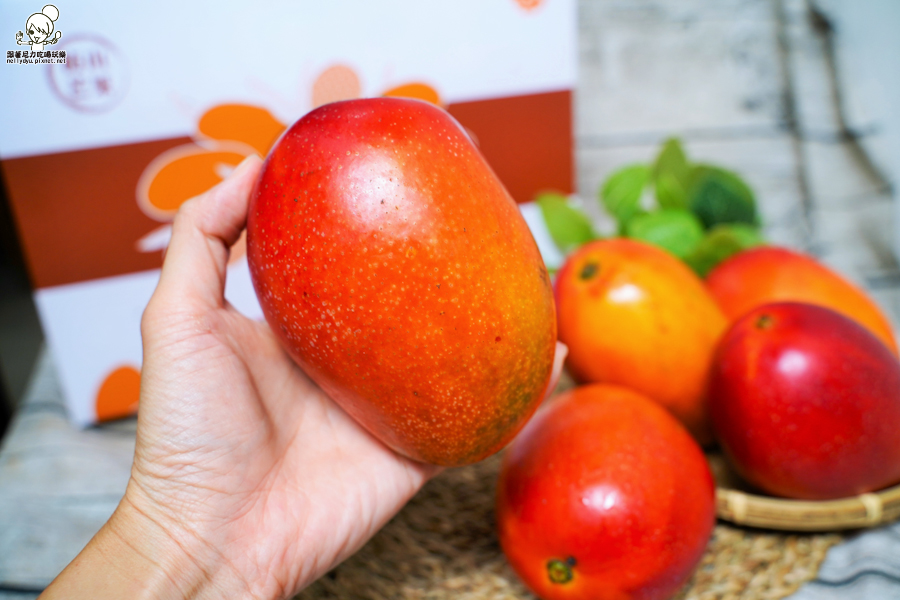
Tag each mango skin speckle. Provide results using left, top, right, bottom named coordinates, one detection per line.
left=247, top=98, right=557, bottom=466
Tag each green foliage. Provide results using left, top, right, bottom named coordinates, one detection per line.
left=683, top=224, right=765, bottom=277
left=536, top=192, right=598, bottom=253
left=653, top=138, right=691, bottom=210
left=600, top=164, right=650, bottom=231
left=535, top=137, right=764, bottom=277
left=624, top=209, right=705, bottom=259
left=688, top=165, right=758, bottom=229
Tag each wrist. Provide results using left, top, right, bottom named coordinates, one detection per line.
left=40, top=486, right=251, bottom=600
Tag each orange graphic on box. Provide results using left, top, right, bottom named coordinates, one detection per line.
left=137, top=104, right=285, bottom=223
left=515, top=0, right=544, bottom=10
left=136, top=66, right=442, bottom=260
left=95, top=365, right=141, bottom=422
left=311, top=64, right=362, bottom=108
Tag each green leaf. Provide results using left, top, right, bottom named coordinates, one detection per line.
left=600, top=164, right=650, bottom=230
left=625, top=209, right=705, bottom=259
left=688, top=165, right=758, bottom=229
left=656, top=173, right=689, bottom=211
left=684, top=224, right=766, bottom=277
left=536, top=192, right=597, bottom=253
left=653, top=138, right=691, bottom=209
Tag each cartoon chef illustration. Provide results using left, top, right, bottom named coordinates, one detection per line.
left=16, top=5, right=62, bottom=52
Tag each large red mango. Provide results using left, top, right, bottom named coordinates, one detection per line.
left=247, top=98, right=556, bottom=466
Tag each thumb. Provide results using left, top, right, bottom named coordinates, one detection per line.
left=152, top=155, right=262, bottom=312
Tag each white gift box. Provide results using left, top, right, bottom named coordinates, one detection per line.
left=0, top=0, right=576, bottom=425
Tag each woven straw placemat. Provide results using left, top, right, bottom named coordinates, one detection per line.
left=297, top=451, right=844, bottom=600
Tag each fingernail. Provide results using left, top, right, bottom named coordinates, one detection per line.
left=233, top=154, right=262, bottom=177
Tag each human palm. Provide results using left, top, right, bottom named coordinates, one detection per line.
left=41, top=155, right=563, bottom=600
left=127, top=156, right=436, bottom=598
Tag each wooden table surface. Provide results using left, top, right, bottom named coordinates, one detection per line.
left=2, top=0, right=898, bottom=597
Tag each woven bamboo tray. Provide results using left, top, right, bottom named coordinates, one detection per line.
left=709, top=453, right=900, bottom=532
left=297, top=452, right=844, bottom=600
